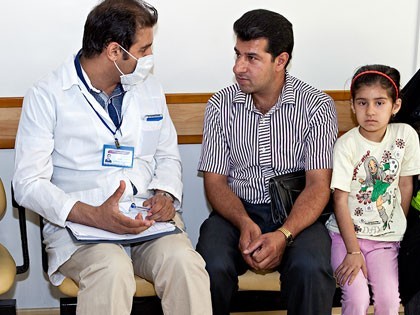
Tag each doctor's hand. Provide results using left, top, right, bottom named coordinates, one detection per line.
left=68, top=180, right=154, bottom=235
left=143, top=191, right=176, bottom=222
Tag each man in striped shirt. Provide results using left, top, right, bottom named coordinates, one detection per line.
left=196, top=9, right=338, bottom=315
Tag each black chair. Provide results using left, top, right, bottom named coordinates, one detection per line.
left=0, top=180, right=29, bottom=315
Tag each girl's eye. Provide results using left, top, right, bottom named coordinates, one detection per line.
left=376, top=101, right=384, bottom=106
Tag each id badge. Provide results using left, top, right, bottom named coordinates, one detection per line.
left=102, top=144, right=134, bottom=168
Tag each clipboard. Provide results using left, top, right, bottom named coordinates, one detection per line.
left=66, top=222, right=182, bottom=245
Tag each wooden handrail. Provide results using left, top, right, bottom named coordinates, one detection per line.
left=0, top=91, right=353, bottom=149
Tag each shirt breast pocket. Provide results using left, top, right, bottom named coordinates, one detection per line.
left=139, top=119, right=163, bottom=158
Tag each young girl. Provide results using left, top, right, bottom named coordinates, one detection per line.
left=325, top=64, right=420, bottom=314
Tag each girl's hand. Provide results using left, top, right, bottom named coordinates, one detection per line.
left=335, top=253, right=367, bottom=286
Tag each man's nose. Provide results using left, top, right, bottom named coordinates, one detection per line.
left=234, top=57, right=247, bottom=73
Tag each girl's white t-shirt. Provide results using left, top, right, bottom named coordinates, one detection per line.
left=325, top=123, right=420, bottom=241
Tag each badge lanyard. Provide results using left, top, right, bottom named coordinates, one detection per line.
left=74, top=53, right=123, bottom=148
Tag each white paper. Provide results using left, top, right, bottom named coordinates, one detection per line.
left=66, top=201, right=176, bottom=242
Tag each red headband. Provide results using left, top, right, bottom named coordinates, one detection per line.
left=351, top=70, right=399, bottom=99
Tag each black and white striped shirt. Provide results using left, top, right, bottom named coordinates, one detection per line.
left=198, top=72, right=338, bottom=204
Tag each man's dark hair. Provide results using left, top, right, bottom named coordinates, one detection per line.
left=233, top=9, right=294, bottom=66
left=82, top=0, right=158, bottom=58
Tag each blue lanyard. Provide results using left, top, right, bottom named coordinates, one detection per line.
left=74, top=52, right=123, bottom=148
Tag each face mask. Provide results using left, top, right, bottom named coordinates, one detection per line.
left=114, top=45, right=154, bottom=88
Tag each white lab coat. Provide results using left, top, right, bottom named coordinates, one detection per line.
left=12, top=54, right=183, bottom=285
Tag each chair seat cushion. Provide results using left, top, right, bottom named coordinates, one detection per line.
left=58, top=275, right=156, bottom=297
left=238, top=269, right=280, bottom=291
left=58, top=269, right=280, bottom=298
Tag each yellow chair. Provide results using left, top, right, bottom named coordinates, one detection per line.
left=9, top=201, right=161, bottom=315
left=0, top=179, right=16, bottom=314
left=1, top=179, right=30, bottom=314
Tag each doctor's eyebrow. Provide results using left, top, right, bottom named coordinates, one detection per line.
left=139, top=42, right=153, bottom=52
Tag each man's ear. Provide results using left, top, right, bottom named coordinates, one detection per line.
left=106, top=42, right=121, bottom=61
left=392, top=98, right=402, bottom=115
left=274, top=52, right=289, bottom=70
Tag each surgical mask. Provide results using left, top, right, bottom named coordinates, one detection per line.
left=114, top=45, right=154, bottom=88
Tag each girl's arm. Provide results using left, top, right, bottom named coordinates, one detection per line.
left=333, top=189, right=367, bottom=286
left=399, top=175, right=413, bottom=216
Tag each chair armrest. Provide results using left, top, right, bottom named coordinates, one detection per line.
left=11, top=186, right=30, bottom=274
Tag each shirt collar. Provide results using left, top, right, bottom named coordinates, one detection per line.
left=74, top=50, right=101, bottom=94
left=61, top=53, right=81, bottom=91
left=232, top=71, right=296, bottom=112
left=68, top=50, right=125, bottom=99
left=278, top=71, right=296, bottom=107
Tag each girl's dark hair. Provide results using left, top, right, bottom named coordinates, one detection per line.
left=82, top=0, right=158, bottom=58
left=233, top=9, right=294, bottom=67
left=350, top=64, right=400, bottom=102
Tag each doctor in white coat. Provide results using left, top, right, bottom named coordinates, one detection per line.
left=12, top=1, right=212, bottom=314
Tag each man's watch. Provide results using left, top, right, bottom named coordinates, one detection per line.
left=155, top=191, right=174, bottom=202
left=277, top=227, right=294, bottom=246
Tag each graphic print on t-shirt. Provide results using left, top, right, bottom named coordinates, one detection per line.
left=353, top=140, right=405, bottom=233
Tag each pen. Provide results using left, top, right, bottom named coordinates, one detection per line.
left=130, top=203, right=150, bottom=211
left=145, top=114, right=163, bottom=121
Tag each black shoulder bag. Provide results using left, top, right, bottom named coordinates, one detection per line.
left=269, top=170, right=333, bottom=225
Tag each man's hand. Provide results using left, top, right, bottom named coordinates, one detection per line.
left=143, top=192, right=175, bottom=222
left=238, top=220, right=262, bottom=268
left=243, top=231, right=286, bottom=270
left=68, top=180, right=154, bottom=234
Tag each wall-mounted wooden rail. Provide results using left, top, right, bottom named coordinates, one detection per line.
left=0, top=91, right=355, bottom=149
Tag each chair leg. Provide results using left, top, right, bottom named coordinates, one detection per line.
left=229, top=290, right=285, bottom=312
left=60, top=297, right=77, bottom=315
left=58, top=296, right=163, bottom=315
left=0, top=299, right=16, bottom=315
left=131, top=296, right=163, bottom=315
